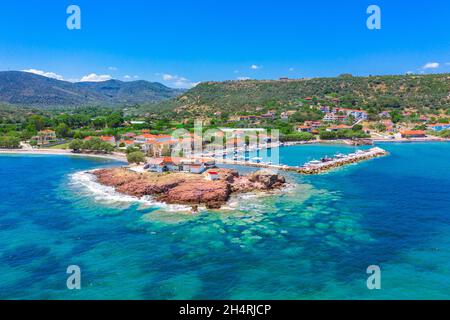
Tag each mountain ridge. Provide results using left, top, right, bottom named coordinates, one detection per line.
left=0, top=71, right=184, bottom=108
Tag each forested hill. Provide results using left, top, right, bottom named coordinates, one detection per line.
left=0, top=71, right=184, bottom=108
left=155, top=74, right=450, bottom=116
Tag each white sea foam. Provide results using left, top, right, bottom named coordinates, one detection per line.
left=69, top=171, right=192, bottom=212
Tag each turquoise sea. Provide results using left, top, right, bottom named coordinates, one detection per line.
left=0, top=143, right=449, bottom=299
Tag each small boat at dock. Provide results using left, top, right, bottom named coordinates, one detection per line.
left=250, top=157, right=263, bottom=163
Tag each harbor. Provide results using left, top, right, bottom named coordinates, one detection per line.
left=212, top=147, right=389, bottom=175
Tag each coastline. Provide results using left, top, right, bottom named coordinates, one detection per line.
left=0, top=148, right=128, bottom=163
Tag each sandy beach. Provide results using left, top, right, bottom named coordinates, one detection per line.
left=0, top=148, right=128, bottom=162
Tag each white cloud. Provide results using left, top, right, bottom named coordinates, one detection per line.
left=250, top=64, right=261, bottom=70
left=162, top=74, right=175, bottom=81
left=422, top=62, right=440, bottom=69
left=289, top=68, right=295, bottom=72
left=80, top=73, right=112, bottom=82
left=108, top=66, right=118, bottom=71
left=237, top=77, right=251, bottom=81
left=22, top=69, right=64, bottom=81
left=159, top=73, right=198, bottom=88
left=124, top=75, right=139, bottom=81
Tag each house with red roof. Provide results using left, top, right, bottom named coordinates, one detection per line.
left=400, top=130, right=426, bottom=138
left=33, top=130, right=57, bottom=146
left=326, top=125, right=353, bottom=132
left=206, top=171, right=220, bottom=181
left=297, top=125, right=312, bottom=133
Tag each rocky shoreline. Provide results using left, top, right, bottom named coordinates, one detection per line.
left=92, top=168, right=286, bottom=210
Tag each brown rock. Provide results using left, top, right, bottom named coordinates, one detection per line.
left=247, top=170, right=286, bottom=189
left=91, top=167, right=286, bottom=209
left=157, top=181, right=231, bottom=207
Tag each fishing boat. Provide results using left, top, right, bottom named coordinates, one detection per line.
left=321, top=156, right=333, bottom=163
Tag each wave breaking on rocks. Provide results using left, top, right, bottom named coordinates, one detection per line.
left=90, top=168, right=286, bottom=210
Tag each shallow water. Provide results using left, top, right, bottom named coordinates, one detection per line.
left=0, top=143, right=449, bottom=299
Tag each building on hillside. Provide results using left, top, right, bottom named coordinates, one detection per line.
left=427, top=124, right=450, bottom=132
left=297, top=125, right=312, bottom=133
left=280, top=110, right=296, bottom=120
left=130, top=120, right=146, bottom=125
left=400, top=130, right=426, bottom=138
left=326, top=125, right=353, bottom=132
left=382, top=120, right=395, bottom=132
left=332, top=108, right=368, bottom=121
left=134, top=133, right=158, bottom=144
left=34, top=130, right=57, bottom=146
left=323, top=113, right=348, bottom=122
left=304, top=121, right=322, bottom=129
left=319, top=106, right=331, bottom=113
left=378, top=111, right=391, bottom=118
left=121, top=132, right=136, bottom=139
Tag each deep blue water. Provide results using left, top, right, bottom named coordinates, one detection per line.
left=0, top=144, right=449, bottom=299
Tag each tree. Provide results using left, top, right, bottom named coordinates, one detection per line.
left=27, top=115, right=47, bottom=132
left=390, top=110, right=403, bottom=124
left=0, top=136, right=21, bottom=149
left=127, top=151, right=146, bottom=164
left=319, top=131, right=337, bottom=140
left=439, top=130, right=450, bottom=138
left=101, top=142, right=114, bottom=153
left=69, top=139, right=84, bottom=152
left=126, top=146, right=141, bottom=154
left=55, top=123, right=71, bottom=138
left=106, top=113, right=123, bottom=128
left=281, top=132, right=315, bottom=142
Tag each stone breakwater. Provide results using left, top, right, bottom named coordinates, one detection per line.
left=297, top=147, right=389, bottom=175
left=92, top=168, right=286, bottom=210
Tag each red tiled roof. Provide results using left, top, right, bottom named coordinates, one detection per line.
left=120, top=140, right=134, bottom=145
left=401, top=130, right=426, bottom=135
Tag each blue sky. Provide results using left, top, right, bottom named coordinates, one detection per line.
left=0, top=0, right=449, bottom=88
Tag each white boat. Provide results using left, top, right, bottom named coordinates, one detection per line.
left=306, top=160, right=322, bottom=166
left=250, top=157, right=263, bottom=163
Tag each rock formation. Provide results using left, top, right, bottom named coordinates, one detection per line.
left=92, top=168, right=286, bottom=209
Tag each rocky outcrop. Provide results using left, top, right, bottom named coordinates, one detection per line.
left=248, top=170, right=286, bottom=189
left=158, top=180, right=231, bottom=209
left=92, top=167, right=286, bottom=209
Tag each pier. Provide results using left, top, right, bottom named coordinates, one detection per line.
left=209, top=147, right=389, bottom=175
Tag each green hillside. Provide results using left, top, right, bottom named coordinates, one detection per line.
left=152, top=74, right=450, bottom=117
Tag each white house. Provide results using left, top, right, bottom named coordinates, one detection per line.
left=206, top=171, right=220, bottom=181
